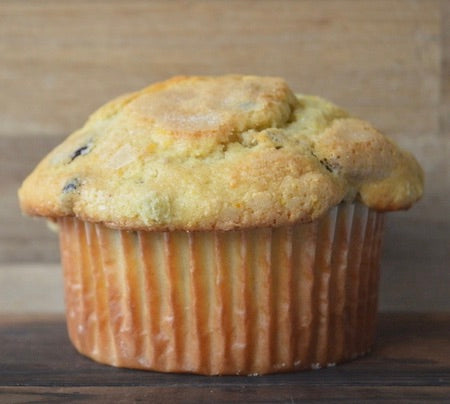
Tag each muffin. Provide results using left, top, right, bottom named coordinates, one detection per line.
left=18, top=75, right=423, bottom=375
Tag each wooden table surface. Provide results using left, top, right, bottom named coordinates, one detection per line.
left=0, top=313, right=448, bottom=403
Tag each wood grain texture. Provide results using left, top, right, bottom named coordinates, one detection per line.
left=0, top=0, right=442, bottom=137
left=0, top=313, right=449, bottom=402
left=1, top=386, right=449, bottom=403
left=440, top=0, right=450, bottom=133
left=0, top=264, right=63, bottom=314
left=0, top=0, right=448, bottom=311
left=0, top=136, right=62, bottom=262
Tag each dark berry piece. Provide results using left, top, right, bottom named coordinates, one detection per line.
left=62, top=178, right=81, bottom=193
left=69, top=141, right=92, bottom=162
left=320, top=158, right=333, bottom=173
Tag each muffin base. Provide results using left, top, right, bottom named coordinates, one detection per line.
left=58, top=203, right=384, bottom=375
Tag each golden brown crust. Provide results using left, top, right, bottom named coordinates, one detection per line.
left=18, top=75, right=423, bottom=230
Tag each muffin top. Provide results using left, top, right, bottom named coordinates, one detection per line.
left=18, top=75, right=424, bottom=230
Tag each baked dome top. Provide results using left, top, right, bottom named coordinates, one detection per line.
left=19, top=75, right=423, bottom=230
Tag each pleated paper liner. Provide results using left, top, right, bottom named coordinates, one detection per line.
left=58, top=202, right=385, bottom=375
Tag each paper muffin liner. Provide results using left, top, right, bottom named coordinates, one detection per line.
left=58, top=202, right=384, bottom=375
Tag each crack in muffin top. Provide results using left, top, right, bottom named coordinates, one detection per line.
left=19, top=75, right=424, bottom=230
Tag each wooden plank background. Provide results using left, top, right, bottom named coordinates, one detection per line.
left=0, top=0, right=448, bottom=313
